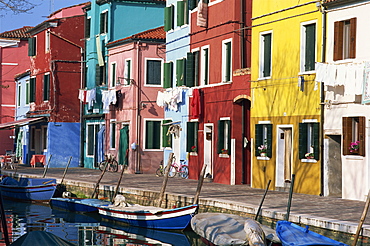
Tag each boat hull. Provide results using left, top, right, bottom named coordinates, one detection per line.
left=50, top=197, right=111, bottom=213
left=98, top=204, right=198, bottom=230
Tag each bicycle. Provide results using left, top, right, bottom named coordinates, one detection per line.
left=98, top=153, right=118, bottom=172
left=156, top=158, right=188, bottom=179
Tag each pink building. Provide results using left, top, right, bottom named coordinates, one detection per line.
left=106, top=26, right=165, bottom=174
left=0, top=26, right=32, bottom=154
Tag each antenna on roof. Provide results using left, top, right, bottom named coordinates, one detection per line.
left=49, top=0, right=55, bottom=14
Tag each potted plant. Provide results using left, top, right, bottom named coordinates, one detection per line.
left=191, top=145, right=197, bottom=152
left=349, top=141, right=360, bottom=153
left=305, top=152, right=314, bottom=159
left=258, top=144, right=267, bottom=157
left=221, top=148, right=228, bottom=154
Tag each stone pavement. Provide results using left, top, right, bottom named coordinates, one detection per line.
left=2, top=166, right=370, bottom=239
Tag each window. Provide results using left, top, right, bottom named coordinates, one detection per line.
left=186, top=51, right=198, bottom=87
left=41, top=126, right=47, bottom=150
left=255, top=123, right=272, bottom=157
left=43, top=73, right=50, bottom=101
left=164, top=5, right=174, bottom=32
left=201, top=46, right=209, bottom=85
left=217, top=119, right=231, bottom=155
left=162, top=120, right=172, bottom=148
left=87, top=123, right=101, bottom=156
left=100, top=11, right=108, bottom=34
left=25, top=80, right=30, bottom=105
left=124, top=59, right=131, bottom=85
left=343, top=116, right=365, bottom=156
left=222, top=39, right=232, bottom=82
left=17, top=84, right=21, bottom=107
left=163, top=61, right=173, bottom=88
left=177, top=0, right=188, bottom=27
left=96, top=64, right=106, bottom=86
left=110, top=121, right=116, bottom=149
left=334, top=18, right=356, bottom=61
left=176, top=58, right=186, bottom=86
left=186, top=121, right=198, bottom=152
left=299, top=122, right=319, bottom=159
left=45, top=31, right=50, bottom=53
left=260, top=32, right=272, bottom=78
left=30, top=127, right=36, bottom=150
left=28, top=37, right=36, bottom=56
left=301, top=22, right=316, bottom=72
left=111, top=62, right=116, bottom=87
left=30, top=77, right=36, bottom=103
left=85, top=17, right=91, bottom=39
left=146, top=59, right=162, bottom=85
left=145, top=120, right=161, bottom=149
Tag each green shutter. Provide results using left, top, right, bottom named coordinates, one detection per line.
left=163, top=62, right=173, bottom=88
left=164, top=6, right=174, bottom=32
left=263, top=34, right=271, bottom=77
left=26, top=82, right=30, bottom=104
left=147, top=60, right=161, bottom=85
left=28, top=38, right=36, bottom=56
left=162, top=120, right=172, bottom=148
left=225, top=42, right=231, bottom=82
left=226, top=120, right=231, bottom=155
left=188, top=0, right=197, bottom=10
left=187, top=122, right=198, bottom=152
left=217, top=120, right=225, bottom=154
left=186, top=52, right=195, bottom=87
left=96, top=64, right=101, bottom=86
left=305, top=24, right=316, bottom=71
left=177, top=1, right=185, bottom=27
left=87, top=125, right=94, bottom=155
left=313, top=122, right=320, bottom=160
left=266, top=124, right=272, bottom=158
left=43, top=74, right=50, bottom=101
left=176, top=58, right=185, bottom=86
left=146, top=121, right=154, bottom=149
left=30, top=78, right=35, bottom=103
left=85, top=18, right=91, bottom=39
left=126, top=60, right=131, bottom=85
left=299, top=123, right=308, bottom=159
left=203, top=49, right=208, bottom=85
left=255, top=124, right=263, bottom=156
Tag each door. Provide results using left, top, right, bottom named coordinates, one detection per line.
left=204, top=124, right=213, bottom=178
left=276, top=126, right=293, bottom=188
left=34, top=129, right=42, bottom=154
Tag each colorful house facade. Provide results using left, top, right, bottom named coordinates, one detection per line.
left=82, top=0, right=165, bottom=169
left=105, top=26, right=166, bottom=174
left=250, top=1, right=323, bottom=195
left=26, top=3, right=87, bottom=167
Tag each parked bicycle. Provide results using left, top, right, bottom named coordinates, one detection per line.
left=98, top=153, right=118, bottom=172
left=156, top=157, right=188, bottom=179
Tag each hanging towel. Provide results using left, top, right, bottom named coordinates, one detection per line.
left=119, top=126, right=129, bottom=166
left=197, top=1, right=208, bottom=28
left=191, top=88, right=200, bottom=118
left=96, top=35, right=105, bottom=66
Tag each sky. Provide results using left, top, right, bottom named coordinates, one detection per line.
left=0, top=0, right=86, bottom=33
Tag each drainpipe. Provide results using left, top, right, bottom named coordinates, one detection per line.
left=135, top=41, right=142, bottom=174
left=240, top=0, right=245, bottom=69
left=320, top=2, right=326, bottom=196
left=79, top=47, right=85, bottom=167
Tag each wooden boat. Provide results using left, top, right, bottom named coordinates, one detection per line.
left=276, top=220, right=349, bottom=246
left=0, top=176, right=56, bottom=202
left=98, top=203, right=198, bottom=230
left=50, top=197, right=111, bottom=213
left=191, top=213, right=281, bottom=246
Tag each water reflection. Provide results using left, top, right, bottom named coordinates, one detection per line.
left=0, top=200, right=205, bottom=246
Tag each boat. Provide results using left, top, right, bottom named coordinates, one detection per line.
left=10, top=231, right=75, bottom=246
left=98, top=200, right=198, bottom=230
left=191, top=213, right=281, bottom=246
left=276, top=220, right=349, bottom=246
left=0, top=176, right=56, bottom=202
left=50, top=197, right=111, bottom=213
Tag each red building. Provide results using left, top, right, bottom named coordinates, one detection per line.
left=0, top=26, right=32, bottom=154
left=188, top=0, right=252, bottom=185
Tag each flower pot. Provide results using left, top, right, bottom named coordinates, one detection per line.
left=306, top=156, right=314, bottom=159
left=260, top=153, right=266, bottom=157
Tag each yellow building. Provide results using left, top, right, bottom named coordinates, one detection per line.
left=251, top=1, right=323, bottom=195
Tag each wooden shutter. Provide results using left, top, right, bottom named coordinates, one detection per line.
left=186, top=52, right=195, bottom=87
left=186, top=122, right=198, bottom=152
left=163, top=62, right=173, bottom=88
left=299, top=123, right=308, bottom=159
left=87, top=125, right=94, bottom=155
left=162, top=120, right=172, bottom=148
left=100, top=12, right=105, bottom=34
left=305, top=24, right=316, bottom=72
left=28, top=37, right=36, bottom=56
left=177, top=1, right=185, bottom=27
left=146, top=121, right=160, bottom=149
left=217, top=120, right=225, bottom=154
left=342, top=117, right=351, bottom=155
left=126, top=60, right=131, bottom=85
left=30, top=77, right=35, bottom=103
left=255, top=124, right=263, bottom=156
left=225, top=42, right=232, bottom=82
left=164, top=5, right=174, bottom=32
left=313, top=122, right=320, bottom=160
left=349, top=18, right=357, bottom=59
left=188, top=0, right=197, bottom=11
left=226, top=120, right=232, bottom=155
left=85, top=18, right=91, bottom=39
left=333, top=21, right=344, bottom=61
left=176, top=58, right=185, bottom=86
left=358, top=116, right=365, bottom=156
left=43, top=74, right=50, bottom=101
left=263, top=34, right=271, bottom=77
left=147, top=60, right=161, bottom=85
left=203, top=49, right=208, bottom=85
left=266, top=124, right=272, bottom=158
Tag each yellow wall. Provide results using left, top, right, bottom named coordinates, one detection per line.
left=251, top=1, right=323, bottom=195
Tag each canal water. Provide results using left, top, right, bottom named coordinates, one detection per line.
left=0, top=200, right=207, bottom=246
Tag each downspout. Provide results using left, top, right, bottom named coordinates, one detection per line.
left=320, top=2, right=326, bottom=196
left=240, top=0, right=246, bottom=184
left=135, top=41, right=142, bottom=174
left=79, top=47, right=85, bottom=167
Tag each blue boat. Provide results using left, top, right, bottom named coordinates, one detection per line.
left=50, top=197, right=111, bottom=213
left=0, top=176, right=56, bottom=202
left=276, top=220, right=349, bottom=246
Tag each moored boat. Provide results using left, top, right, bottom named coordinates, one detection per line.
left=50, top=197, right=111, bottom=213
left=98, top=203, right=198, bottom=230
left=276, top=220, right=348, bottom=246
left=0, top=176, right=56, bottom=202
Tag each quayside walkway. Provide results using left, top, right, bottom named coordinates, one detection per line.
left=1, top=166, right=370, bottom=242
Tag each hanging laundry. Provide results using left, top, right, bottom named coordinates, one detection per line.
left=78, top=89, right=87, bottom=103
left=167, top=124, right=181, bottom=139
left=197, top=0, right=208, bottom=28
left=102, top=89, right=117, bottom=113
left=191, top=88, right=201, bottom=118
left=156, top=91, right=165, bottom=107
left=86, top=88, right=96, bottom=109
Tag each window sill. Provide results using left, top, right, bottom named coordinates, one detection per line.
left=219, top=154, right=229, bottom=158
left=257, top=156, right=269, bottom=160
left=190, top=152, right=198, bottom=156
left=301, top=159, right=317, bottom=163
left=345, top=155, right=364, bottom=160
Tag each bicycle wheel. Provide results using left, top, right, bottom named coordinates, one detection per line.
left=110, top=160, right=118, bottom=172
left=167, top=165, right=177, bottom=177
left=98, top=161, right=107, bottom=171
left=156, top=167, right=164, bottom=177
left=179, top=166, right=189, bottom=179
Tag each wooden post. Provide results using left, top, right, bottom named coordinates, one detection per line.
left=194, top=163, right=207, bottom=205
left=60, top=156, right=72, bottom=184
left=352, top=190, right=370, bottom=246
left=285, top=174, right=295, bottom=221
left=255, top=179, right=271, bottom=220
left=157, top=153, right=174, bottom=207
left=91, top=161, right=108, bottom=199
left=42, top=155, right=52, bottom=178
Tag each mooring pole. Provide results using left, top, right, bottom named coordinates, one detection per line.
left=157, top=153, right=174, bottom=207
left=285, top=174, right=295, bottom=221
left=352, top=190, right=370, bottom=246
left=194, top=163, right=207, bottom=206
left=60, top=156, right=72, bottom=184
left=42, top=155, right=52, bottom=178
left=255, top=179, right=271, bottom=220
